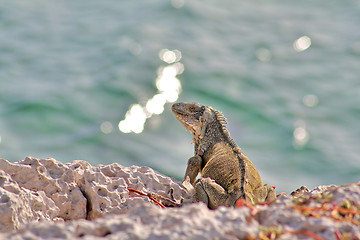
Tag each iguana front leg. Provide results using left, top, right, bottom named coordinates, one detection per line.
left=183, top=155, right=228, bottom=208
left=194, top=177, right=230, bottom=209
left=183, top=155, right=202, bottom=185
left=183, top=155, right=242, bottom=209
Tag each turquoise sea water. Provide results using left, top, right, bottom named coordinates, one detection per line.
left=0, top=1, right=359, bottom=193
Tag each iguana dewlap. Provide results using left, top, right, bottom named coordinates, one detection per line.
left=172, top=102, right=276, bottom=209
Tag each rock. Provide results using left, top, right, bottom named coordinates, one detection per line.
left=0, top=203, right=258, bottom=240
left=0, top=157, right=188, bottom=221
left=0, top=169, right=60, bottom=232
left=0, top=157, right=87, bottom=221
left=67, top=160, right=188, bottom=220
left=258, top=183, right=360, bottom=240
left=328, top=183, right=360, bottom=204
left=0, top=157, right=359, bottom=240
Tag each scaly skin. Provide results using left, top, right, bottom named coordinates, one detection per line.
left=172, top=102, right=276, bottom=208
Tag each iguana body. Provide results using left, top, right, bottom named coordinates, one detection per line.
left=172, top=102, right=276, bottom=208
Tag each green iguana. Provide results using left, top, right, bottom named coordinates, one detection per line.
left=172, top=102, right=276, bottom=209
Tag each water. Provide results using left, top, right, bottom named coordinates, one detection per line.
left=0, top=0, right=359, bottom=193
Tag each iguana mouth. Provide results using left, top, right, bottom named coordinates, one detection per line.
left=172, top=109, right=187, bottom=116
left=171, top=104, right=188, bottom=116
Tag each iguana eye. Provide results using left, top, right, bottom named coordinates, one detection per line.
left=189, top=106, right=195, bottom=111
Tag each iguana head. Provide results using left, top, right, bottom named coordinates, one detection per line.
left=171, top=102, right=206, bottom=137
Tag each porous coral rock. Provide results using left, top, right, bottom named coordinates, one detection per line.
left=0, top=157, right=188, bottom=223
left=0, top=202, right=259, bottom=240
left=0, top=169, right=59, bottom=232
left=67, top=160, right=188, bottom=220
left=328, top=183, right=360, bottom=204
left=68, top=160, right=129, bottom=220
left=0, top=157, right=87, bottom=220
left=257, top=183, right=360, bottom=239
left=0, top=157, right=359, bottom=240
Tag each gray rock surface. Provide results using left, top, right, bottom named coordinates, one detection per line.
left=0, top=157, right=359, bottom=240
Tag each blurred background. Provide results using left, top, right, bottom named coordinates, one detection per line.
left=0, top=0, right=359, bottom=193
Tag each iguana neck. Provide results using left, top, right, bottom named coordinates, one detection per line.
left=194, top=109, right=232, bottom=156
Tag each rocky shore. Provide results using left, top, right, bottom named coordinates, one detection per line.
left=0, top=157, right=358, bottom=240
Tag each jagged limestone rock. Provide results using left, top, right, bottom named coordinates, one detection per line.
left=0, top=157, right=188, bottom=222
left=0, top=157, right=87, bottom=220
left=0, top=202, right=259, bottom=240
left=68, top=160, right=188, bottom=220
left=0, top=157, right=359, bottom=240
left=0, top=169, right=60, bottom=232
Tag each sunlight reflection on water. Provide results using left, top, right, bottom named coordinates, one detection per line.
left=293, top=35, right=312, bottom=52
left=255, top=48, right=272, bottom=62
left=119, top=49, right=183, bottom=134
left=100, top=121, right=114, bottom=134
left=293, top=120, right=310, bottom=148
left=303, top=94, right=319, bottom=108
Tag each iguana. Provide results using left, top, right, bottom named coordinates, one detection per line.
left=172, top=102, right=276, bottom=209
